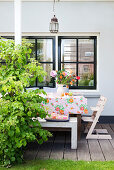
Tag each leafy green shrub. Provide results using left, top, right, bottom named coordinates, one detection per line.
left=0, top=38, right=51, bottom=167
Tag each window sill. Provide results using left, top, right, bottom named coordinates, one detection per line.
left=70, top=90, right=100, bottom=98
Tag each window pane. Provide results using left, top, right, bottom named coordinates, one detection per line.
left=78, top=64, right=94, bottom=86
left=61, top=39, right=77, bottom=62
left=38, top=64, right=54, bottom=87
left=61, top=63, right=77, bottom=86
left=78, top=39, right=94, bottom=62
left=37, top=39, right=53, bottom=62
left=61, top=63, right=76, bottom=75
left=26, top=39, right=36, bottom=58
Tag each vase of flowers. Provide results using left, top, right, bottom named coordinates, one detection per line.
left=50, top=69, right=80, bottom=96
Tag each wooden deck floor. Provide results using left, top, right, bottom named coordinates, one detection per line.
left=24, top=124, right=114, bottom=161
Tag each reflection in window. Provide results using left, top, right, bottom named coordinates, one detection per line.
left=59, top=37, right=96, bottom=89
left=38, top=64, right=54, bottom=87
left=78, top=64, right=94, bottom=86
left=79, top=39, right=94, bottom=62
left=25, top=37, right=55, bottom=87
left=37, top=39, right=53, bottom=62
left=26, top=39, right=36, bottom=58
left=61, top=39, right=77, bottom=62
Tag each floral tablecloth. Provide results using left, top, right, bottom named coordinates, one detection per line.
left=42, top=96, right=88, bottom=115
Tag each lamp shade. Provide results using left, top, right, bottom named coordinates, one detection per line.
left=49, top=15, right=59, bottom=33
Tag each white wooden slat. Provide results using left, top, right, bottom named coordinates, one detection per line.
left=14, top=0, right=22, bottom=45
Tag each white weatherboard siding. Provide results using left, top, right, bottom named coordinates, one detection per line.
left=0, top=1, right=114, bottom=115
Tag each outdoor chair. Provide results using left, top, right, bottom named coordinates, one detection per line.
left=82, top=96, right=112, bottom=139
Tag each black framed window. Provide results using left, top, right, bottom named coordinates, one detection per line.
left=1, top=36, right=55, bottom=88
left=58, top=36, right=97, bottom=89
left=24, top=37, right=55, bottom=88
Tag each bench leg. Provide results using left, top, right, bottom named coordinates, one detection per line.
left=71, top=124, right=77, bottom=149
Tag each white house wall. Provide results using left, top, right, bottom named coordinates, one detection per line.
left=0, top=1, right=114, bottom=116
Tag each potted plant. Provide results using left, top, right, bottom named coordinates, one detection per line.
left=50, top=69, right=80, bottom=96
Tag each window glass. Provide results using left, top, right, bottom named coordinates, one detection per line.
left=37, top=39, right=53, bottom=62
left=78, top=64, right=94, bottom=86
left=61, top=39, right=77, bottom=62
left=38, top=64, right=54, bottom=87
left=61, top=63, right=76, bottom=75
left=78, top=39, right=94, bottom=62
left=26, top=39, right=35, bottom=58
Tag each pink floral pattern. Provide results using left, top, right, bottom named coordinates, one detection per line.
left=42, top=96, right=88, bottom=115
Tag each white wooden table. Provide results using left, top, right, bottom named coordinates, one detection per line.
left=38, top=117, right=77, bottom=149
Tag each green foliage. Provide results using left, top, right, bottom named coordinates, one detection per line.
left=0, top=38, right=51, bottom=167
left=78, top=73, right=94, bottom=86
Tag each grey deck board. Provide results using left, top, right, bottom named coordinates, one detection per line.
left=109, top=124, right=114, bottom=149
left=36, top=135, right=55, bottom=159
left=77, top=135, right=91, bottom=161
left=88, top=139, right=105, bottom=161
left=109, top=134, right=114, bottom=149
left=101, top=124, right=114, bottom=150
left=96, top=124, right=114, bottom=160
left=24, top=150, right=37, bottom=160
left=50, top=132, right=65, bottom=160
left=98, top=139, right=114, bottom=160
left=24, top=142, right=39, bottom=160
left=101, top=124, right=114, bottom=134
left=64, top=132, right=77, bottom=160
left=24, top=124, right=114, bottom=161
left=110, top=124, right=114, bottom=132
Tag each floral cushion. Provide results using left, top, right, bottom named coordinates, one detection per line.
left=45, top=112, right=69, bottom=122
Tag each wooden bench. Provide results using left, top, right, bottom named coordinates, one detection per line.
left=38, top=117, right=77, bottom=149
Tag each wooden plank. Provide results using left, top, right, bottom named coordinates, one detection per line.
left=24, top=142, right=39, bottom=160
left=110, top=124, right=114, bottom=132
left=100, top=124, right=114, bottom=149
left=36, top=135, right=55, bottom=160
left=77, top=135, right=91, bottom=161
left=50, top=132, right=65, bottom=160
left=98, top=139, right=114, bottom=160
left=77, top=114, right=82, bottom=140
left=109, top=125, right=114, bottom=149
left=64, top=132, right=77, bottom=160
left=96, top=124, right=114, bottom=160
left=101, top=124, right=114, bottom=135
left=97, top=124, right=114, bottom=160
left=24, top=150, right=37, bottom=160
left=88, top=139, right=105, bottom=161
left=109, top=134, right=114, bottom=149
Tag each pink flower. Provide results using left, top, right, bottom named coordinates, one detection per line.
left=64, top=72, right=68, bottom=76
left=50, top=70, right=57, bottom=77
left=56, top=107, right=60, bottom=111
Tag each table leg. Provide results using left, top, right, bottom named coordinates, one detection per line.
left=77, top=114, right=81, bottom=140
left=69, top=114, right=81, bottom=140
